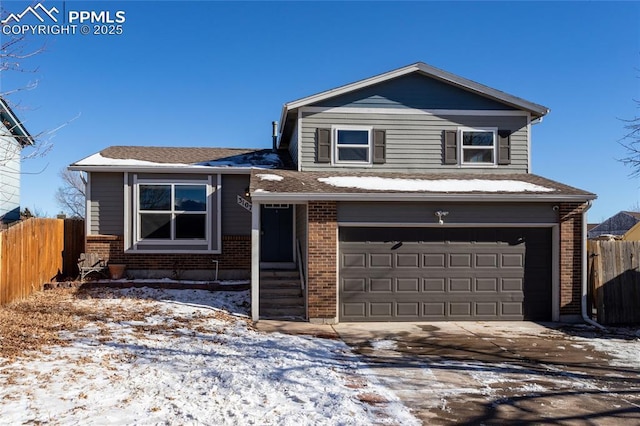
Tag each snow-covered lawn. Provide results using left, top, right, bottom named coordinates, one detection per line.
left=0, top=287, right=417, bottom=425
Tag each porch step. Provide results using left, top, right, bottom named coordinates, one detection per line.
left=259, top=306, right=306, bottom=318
left=259, top=269, right=305, bottom=319
left=260, top=270, right=299, bottom=279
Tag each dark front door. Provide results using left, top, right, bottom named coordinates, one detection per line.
left=261, top=205, right=294, bottom=262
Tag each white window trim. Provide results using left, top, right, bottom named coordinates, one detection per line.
left=458, top=127, right=498, bottom=167
left=133, top=178, right=214, bottom=248
left=331, top=125, right=373, bottom=166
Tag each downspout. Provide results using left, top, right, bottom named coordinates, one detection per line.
left=581, top=200, right=606, bottom=329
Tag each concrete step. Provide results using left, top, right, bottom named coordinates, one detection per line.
left=260, top=269, right=299, bottom=279
left=260, top=306, right=305, bottom=318
left=260, top=288, right=303, bottom=297
left=260, top=296, right=304, bottom=306
left=260, top=280, right=301, bottom=290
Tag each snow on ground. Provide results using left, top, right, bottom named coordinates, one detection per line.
left=317, top=176, right=555, bottom=192
left=0, top=288, right=416, bottom=425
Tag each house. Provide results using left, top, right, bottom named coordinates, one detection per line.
left=70, top=62, right=596, bottom=324
left=588, top=211, right=640, bottom=240
left=0, top=98, right=34, bottom=225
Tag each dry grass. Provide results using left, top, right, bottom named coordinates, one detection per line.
left=0, top=288, right=93, bottom=361
left=0, top=286, right=250, bottom=363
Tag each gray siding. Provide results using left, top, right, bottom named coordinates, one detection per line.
left=337, top=202, right=557, bottom=224
left=295, top=204, right=308, bottom=282
left=0, top=136, right=21, bottom=222
left=288, top=123, right=299, bottom=167
left=222, top=174, right=251, bottom=236
left=299, top=112, right=529, bottom=173
left=90, top=172, right=124, bottom=235
left=315, top=74, right=517, bottom=111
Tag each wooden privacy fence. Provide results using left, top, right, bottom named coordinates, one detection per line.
left=0, top=218, right=85, bottom=305
left=588, top=240, right=640, bottom=325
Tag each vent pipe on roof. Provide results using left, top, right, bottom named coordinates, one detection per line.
left=272, top=121, right=278, bottom=151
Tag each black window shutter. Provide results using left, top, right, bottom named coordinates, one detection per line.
left=316, top=128, right=331, bottom=163
left=373, top=129, right=386, bottom=164
left=497, top=130, right=511, bottom=165
left=443, top=130, right=457, bottom=164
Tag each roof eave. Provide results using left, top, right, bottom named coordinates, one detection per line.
left=250, top=192, right=596, bottom=203
left=0, top=98, right=35, bottom=146
left=68, top=164, right=254, bottom=174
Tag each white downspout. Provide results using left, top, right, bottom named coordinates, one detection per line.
left=581, top=200, right=606, bottom=329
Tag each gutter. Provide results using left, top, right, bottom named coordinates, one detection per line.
left=581, top=200, right=606, bottom=330
left=250, top=192, right=597, bottom=203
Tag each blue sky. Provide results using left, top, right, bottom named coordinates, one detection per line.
left=2, top=0, right=639, bottom=222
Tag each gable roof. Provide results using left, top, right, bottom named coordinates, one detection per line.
left=588, top=211, right=640, bottom=239
left=279, top=62, right=549, bottom=145
left=0, top=98, right=34, bottom=146
left=249, top=170, right=595, bottom=203
left=69, top=146, right=294, bottom=173
left=287, top=62, right=548, bottom=115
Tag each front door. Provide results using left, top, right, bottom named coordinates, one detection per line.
left=260, top=205, right=294, bottom=262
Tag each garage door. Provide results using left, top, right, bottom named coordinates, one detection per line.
left=339, top=227, right=552, bottom=322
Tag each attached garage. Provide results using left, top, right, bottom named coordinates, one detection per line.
left=339, top=227, right=552, bottom=322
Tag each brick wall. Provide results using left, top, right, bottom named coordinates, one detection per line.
left=85, top=235, right=250, bottom=271
left=559, top=202, right=586, bottom=316
left=307, top=201, right=337, bottom=322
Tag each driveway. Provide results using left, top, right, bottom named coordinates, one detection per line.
left=333, top=322, right=640, bottom=425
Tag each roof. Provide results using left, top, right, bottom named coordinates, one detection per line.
left=69, top=146, right=295, bottom=173
left=279, top=62, right=550, bottom=146
left=0, top=97, right=34, bottom=146
left=588, top=211, right=640, bottom=239
left=249, top=170, right=596, bottom=202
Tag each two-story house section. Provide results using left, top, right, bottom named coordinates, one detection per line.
left=250, top=62, right=595, bottom=324
left=70, top=62, right=595, bottom=325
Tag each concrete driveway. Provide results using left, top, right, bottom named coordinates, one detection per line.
left=333, top=322, right=640, bottom=425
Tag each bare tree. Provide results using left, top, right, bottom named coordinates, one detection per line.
left=619, top=99, right=640, bottom=176
left=55, top=169, right=86, bottom=218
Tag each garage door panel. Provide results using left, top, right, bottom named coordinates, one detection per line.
left=502, top=253, right=525, bottom=268
left=370, top=278, right=393, bottom=292
left=397, top=278, right=420, bottom=292
left=476, top=278, right=498, bottom=292
left=370, top=253, right=392, bottom=268
left=339, top=227, right=551, bottom=322
left=343, top=278, right=366, bottom=292
left=343, top=253, right=366, bottom=268
left=449, top=253, right=472, bottom=267
left=370, top=302, right=393, bottom=317
left=397, top=303, right=420, bottom=317
left=397, top=253, right=420, bottom=267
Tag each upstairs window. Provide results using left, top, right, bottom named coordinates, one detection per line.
left=138, top=184, right=207, bottom=241
left=460, top=128, right=497, bottom=165
left=333, top=127, right=372, bottom=164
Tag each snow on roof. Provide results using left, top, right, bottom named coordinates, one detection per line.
left=75, top=152, right=191, bottom=167
left=75, top=150, right=285, bottom=169
left=317, top=176, right=555, bottom=193
left=256, top=173, right=284, bottom=182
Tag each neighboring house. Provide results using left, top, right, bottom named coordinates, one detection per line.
left=70, top=62, right=596, bottom=324
left=0, top=98, right=34, bottom=225
left=588, top=211, right=640, bottom=240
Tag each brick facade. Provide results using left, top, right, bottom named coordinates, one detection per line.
left=559, top=202, right=586, bottom=316
left=86, top=234, right=250, bottom=273
left=306, top=201, right=338, bottom=322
